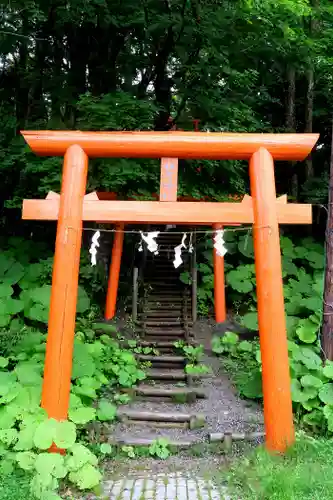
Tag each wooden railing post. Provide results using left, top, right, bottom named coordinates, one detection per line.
left=249, top=148, right=294, bottom=452
left=41, top=145, right=88, bottom=421
left=105, top=224, right=125, bottom=320
left=213, top=223, right=226, bottom=323
left=132, top=267, right=139, bottom=321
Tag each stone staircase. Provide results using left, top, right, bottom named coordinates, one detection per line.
left=112, top=230, right=208, bottom=448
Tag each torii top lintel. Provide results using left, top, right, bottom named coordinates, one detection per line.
left=21, top=130, right=319, bottom=161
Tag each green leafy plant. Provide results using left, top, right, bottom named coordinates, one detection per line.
left=212, top=234, right=329, bottom=432
left=0, top=314, right=147, bottom=498
left=174, top=341, right=211, bottom=375
left=148, top=438, right=170, bottom=459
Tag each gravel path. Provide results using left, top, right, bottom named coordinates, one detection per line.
left=112, top=354, right=264, bottom=444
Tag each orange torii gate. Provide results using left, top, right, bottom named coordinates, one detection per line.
left=21, top=130, right=318, bottom=453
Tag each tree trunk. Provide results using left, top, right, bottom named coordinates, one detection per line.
left=321, top=119, right=333, bottom=360
left=286, top=66, right=298, bottom=199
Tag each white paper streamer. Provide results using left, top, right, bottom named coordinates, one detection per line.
left=140, top=231, right=160, bottom=254
left=173, top=233, right=187, bottom=268
left=89, top=230, right=100, bottom=266
left=214, top=229, right=227, bottom=257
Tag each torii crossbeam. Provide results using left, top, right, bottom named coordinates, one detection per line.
left=21, top=130, right=319, bottom=453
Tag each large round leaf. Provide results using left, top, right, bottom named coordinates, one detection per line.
left=35, top=452, right=67, bottom=479
left=16, top=451, right=37, bottom=471
left=240, top=312, right=258, bottom=331
left=33, top=419, right=57, bottom=449
left=0, top=285, right=13, bottom=298
left=66, top=443, right=98, bottom=472
left=300, top=374, right=323, bottom=390
left=25, top=303, right=49, bottom=323
left=296, top=318, right=319, bottom=344
left=319, top=384, right=333, bottom=404
left=293, top=347, right=322, bottom=370
left=68, top=407, right=96, bottom=425
left=96, top=400, right=117, bottom=421
left=1, top=261, right=25, bottom=285
left=54, top=421, right=76, bottom=449
left=323, top=362, right=333, bottom=379
left=69, top=463, right=102, bottom=490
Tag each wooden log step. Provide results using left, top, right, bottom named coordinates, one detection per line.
left=144, top=328, right=187, bottom=333
left=138, top=354, right=185, bottom=363
left=124, top=420, right=189, bottom=429
left=144, top=331, right=186, bottom=337
left=145, top=305, right=182, bottom=310
left=136, top=385, right=207, bottom=399
left=145, top=321, right=183, bottom=327
left=110, top=436, right=198, bottom=448
left=138, top=341, right=191, bottom=348
left=145, top=312, right=182, bottom=318
left=147, top=368, right=186, bottom=380
left=117, top=408, right=205, bottom=424
left=209, top=431, right=265, bottom=443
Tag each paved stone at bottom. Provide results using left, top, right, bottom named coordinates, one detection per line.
left=103, top=472, right=229, bottom=499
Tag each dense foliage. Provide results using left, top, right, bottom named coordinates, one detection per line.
left=1, top=0, right=333, bottom=218
left=208, top=233, right=333, bottom=435
left=0, top=239, right=153, bottom=498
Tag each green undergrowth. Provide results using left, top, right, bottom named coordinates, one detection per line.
left=210, top=234, right=331, bottom=434
left=223, top=434, right=333, bottom=499
left=0, top=322, right=147, bottom=499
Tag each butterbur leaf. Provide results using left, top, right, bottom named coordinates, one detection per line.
left=68, top=407, right=96, bottom=425
left=25, top=304, right=49, bottom=323
left=238, top=341, right=253, bottom=352
left=54, top=420, right=76, bottom=449
left=0, top=284, right=13, bottom=298
left=0, top=315, right=11, bottom=327
left=319, top=384, right=333, bottom=405
left=241, top=312, right=258, bottom=331
left=100, top=443, right=112, bottom=455
left=74, top=385, right=97, bottom=398
left=135, top=369, right=146, bottom=381
left=0, top=428, right=18, bottom=445
left=323, top=362, right=333, bottom=379
left=34, top=419, right=57, bottom=449
left=16, top=451, right=36, bottom=471
left=222, top=332, right=239, bottom=345
left=300, top=374, right=323, bottom=390
left=30, top=472, right=58, bottom=497
left=69, top=463, right=102, bottom=490
left=96, top=400, right=117, bottom=421
left=35, top=453, right=67, bottom=479
left=296, top=318, right=319, bottom=344
left=293, top=347, right=322, bottom=370
left=15, top=426, right=36, bottom=450
left=15, top=363, right=42, bottom=385
left=0, top=357, right=9, bottom=368
left=66, top=443, right=98, bottom=472
left=0, top=408, right=16, bottom=430
left=2, top=261, right=25, bottom=285
left=0, top=458, right=14, bottom=475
